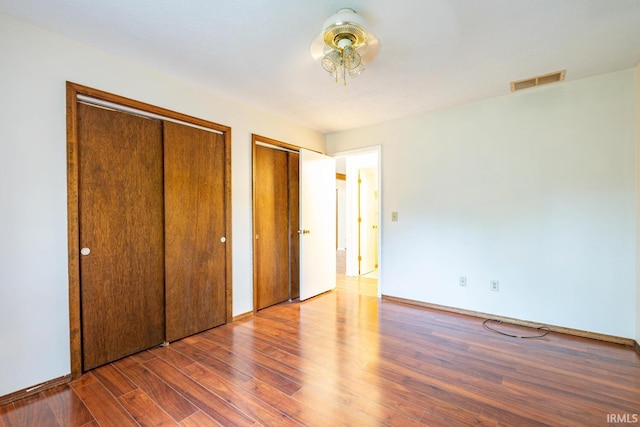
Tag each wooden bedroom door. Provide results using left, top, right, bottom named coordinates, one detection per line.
left=164, top=121, right=227, bottom=342
left=77, top=102, right=165, bottom=371
left=253, top=144, right=292, bottom=309
left=253, top=141, right=334, bottom=307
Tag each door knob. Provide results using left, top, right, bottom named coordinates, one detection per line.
left=220, top=237, right=226, bottom=243
left=80, top=247, right=91, bottom=256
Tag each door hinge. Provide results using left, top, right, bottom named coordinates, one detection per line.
left=358, top=217, right=362, bottom=223
left=358, top=256, right=362, bottom=261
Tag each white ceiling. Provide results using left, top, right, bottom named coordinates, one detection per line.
left=2, top=0, right=640, bottom=133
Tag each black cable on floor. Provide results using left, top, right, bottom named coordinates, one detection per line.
left=483, top=318, right=551, bottom=339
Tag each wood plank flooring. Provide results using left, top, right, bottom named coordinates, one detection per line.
left=1, top=269, right=639, bottom=425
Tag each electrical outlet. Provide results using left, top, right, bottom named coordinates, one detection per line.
left=459, top=276, right=467, bottom=287
left=490, top=280, right=499, bottom=292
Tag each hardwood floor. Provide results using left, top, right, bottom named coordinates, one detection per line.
left=2, top=270, right=639, bottom=426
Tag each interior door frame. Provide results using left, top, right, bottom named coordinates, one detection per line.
left=330, top=145, right=382, bottom=297
left=66, top=82, right=233, bottom=379
left=251, top=134, right=301, bottom=312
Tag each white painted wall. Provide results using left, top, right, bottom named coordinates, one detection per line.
left=0, top=14, right=324, bottom=397
left=327, top=69, right=637, bottom=339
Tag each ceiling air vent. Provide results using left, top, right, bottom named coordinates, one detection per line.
left=510, top=70, right=566, bottom=92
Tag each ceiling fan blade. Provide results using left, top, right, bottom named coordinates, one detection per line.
left=359, top=33, right=380, bottom=62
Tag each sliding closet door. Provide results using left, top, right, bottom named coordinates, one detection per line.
left=288, top=152, right=300, bottom=300
left=164, top=121, right=227, bottom=342
left=254, top=144, right=291, bottom=309
left=78, top=103, right=165, bottom=371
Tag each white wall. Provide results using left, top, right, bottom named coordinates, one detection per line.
left=0, top=14, right=324, bottom=397
left=327, top=69, right=637, bottom=339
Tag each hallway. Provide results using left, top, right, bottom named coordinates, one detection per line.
left=336, top=249, right=377, bottom=297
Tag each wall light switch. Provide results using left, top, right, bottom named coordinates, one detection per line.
left=391, top=212, right=398, bottom=221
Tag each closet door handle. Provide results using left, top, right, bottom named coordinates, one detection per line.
left=80, top=247, right=91, bottom=256
left=220, top=237, right=226, bottom=243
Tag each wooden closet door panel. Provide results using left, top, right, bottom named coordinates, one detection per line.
left=164, top=122, right=227, bottom=342
left=288, top=152, right=300, bottom=300
left=78, top=103, right=165, bottom=371
left=255, top=145, right=290, bottom=309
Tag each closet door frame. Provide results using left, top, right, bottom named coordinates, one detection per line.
left=251, top=134, right=301, bottom=312
left=66, top=82, right=233, bottom=379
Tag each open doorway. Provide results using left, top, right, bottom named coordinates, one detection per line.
left=333, top=146, right=381, bottom=297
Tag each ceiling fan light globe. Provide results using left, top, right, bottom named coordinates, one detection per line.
left=342, top=47, right=361, bottom=70
left=348, top=62, right=365, bottom=78
left=321, top=50, right=340, bottom=74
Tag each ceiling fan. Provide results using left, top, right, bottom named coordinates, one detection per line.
left=310, top=8, right=380, bottom=85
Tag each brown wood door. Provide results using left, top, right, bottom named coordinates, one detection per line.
left=288, top=152, right=300, bottom=300
left=164, top=122, right=227, bottom=342
left=78, top=103, right=165, bottom=371
left=254, top=145, right=291, bottom=309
